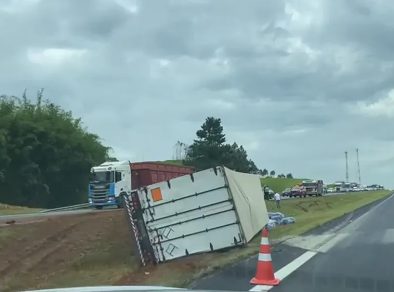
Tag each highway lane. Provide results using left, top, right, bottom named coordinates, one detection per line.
left=273, top=194, right=394, bottom=292
left=190, top=194, right=390, bottom=291
left=190, top=245, right=307, bottom=291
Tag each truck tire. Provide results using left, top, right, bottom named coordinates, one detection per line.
left=95, top=206, right=103, bottom=210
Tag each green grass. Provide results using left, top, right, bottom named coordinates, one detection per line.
left=160, top=160, right=185, bottom=166
left=0, top=203, right=42, bottom=215
left=261, top=177, right=304, bottom=193
left=267, top=190, right=391, bottom=240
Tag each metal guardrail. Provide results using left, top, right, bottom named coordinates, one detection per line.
left=40, top=203, right=90, bottom=213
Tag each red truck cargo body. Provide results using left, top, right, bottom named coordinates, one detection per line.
left=130, top=162, right=194, bottom=189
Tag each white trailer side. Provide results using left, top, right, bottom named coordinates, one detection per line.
left=124, top=166, right=268, bottom=264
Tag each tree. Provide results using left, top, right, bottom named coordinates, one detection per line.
left=196, top=117, right=225, bottom=145
left=185, top=117, right=226, bottom=171
left=286, top=173, right=293, bottom=179
left=261, top=169, right=268, bottom=177
left=277, top=174, right=285, bottom=178
left=270, top=170, right=276, bottom=177
left=185, top=117, right=259, bottom=173
left=0, top=93, right=110, bottom=208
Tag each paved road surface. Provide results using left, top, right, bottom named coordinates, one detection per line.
left=191, top=195, right=391, bottom=291
left=274, top=194, right=394, bottom=292
left=190, top=245, right=307, bottom=291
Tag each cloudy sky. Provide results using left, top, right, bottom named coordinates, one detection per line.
left=1, top=0, right=394, bottom=187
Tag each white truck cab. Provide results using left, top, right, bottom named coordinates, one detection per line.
left=88, top=161, right=131, bottom=209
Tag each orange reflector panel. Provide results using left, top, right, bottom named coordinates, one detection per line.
left=151, top=188, right=163, bottom=202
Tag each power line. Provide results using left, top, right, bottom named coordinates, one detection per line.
left=356, top=148, right=361, bottom=185
left=345, top=151, right=349, bottom=183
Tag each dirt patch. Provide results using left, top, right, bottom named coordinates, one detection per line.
left=0, top=208, right=241, bottom=291
left=0, top=210, right=137, bottom=291
left=295, top=202, right=309, bottom=212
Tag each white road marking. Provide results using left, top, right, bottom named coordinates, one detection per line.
left=316, top=232, right=348, bottom=253
left=382, top=228, right=394, bottom=244
left=249, top=193, right=394, bottom=291
left=249, top=251, right=317, bottom=291
left=284, top=233, right=335, bottom=250
left=249, top=284, right=273, bottom=291
left=274, top=251, right=317, bottom=280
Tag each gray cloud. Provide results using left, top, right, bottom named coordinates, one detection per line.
left=1, top=0, right=394, bottom=187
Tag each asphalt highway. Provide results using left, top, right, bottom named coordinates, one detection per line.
left=273, top=194, right=394, bottom=292
left=191, top=194, right=393, bottom=292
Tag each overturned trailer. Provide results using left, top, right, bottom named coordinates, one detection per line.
left=123, top=166, right=268, bottom=265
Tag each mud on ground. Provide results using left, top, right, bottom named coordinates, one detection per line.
left=0, top=210, right=138, bottom=291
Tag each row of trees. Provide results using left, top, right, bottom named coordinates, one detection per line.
left=0, top=93, right=109, bottom=208
left=258, top=169, right=292, bottom=178
left=0, top=93, right=293, bottom=208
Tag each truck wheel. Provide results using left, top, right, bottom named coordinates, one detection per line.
left=95, top=206, right=103, bottom=210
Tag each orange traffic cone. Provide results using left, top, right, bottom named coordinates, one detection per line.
left=250, top=227, right=280, bottom=286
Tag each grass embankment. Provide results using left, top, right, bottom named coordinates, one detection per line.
left=267, top=190, right=390, bottom=240
left=0, top=211, right=136, bottom=292
left=0, top=190, right=390, bottom=291
left=160, top=160, right=185, bottom=166
left=261, top=177, right=304, bottom=193
left=0, top=203, right=42, bottom=215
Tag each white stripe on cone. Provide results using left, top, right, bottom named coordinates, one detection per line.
left=260, top=237, right=269, bottom=245
left=258, top=253, right=272, bottom=262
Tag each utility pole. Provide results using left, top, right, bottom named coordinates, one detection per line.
left=356, top=148, right=361, bottom=185
left=345, top=151, right=349, bottom=183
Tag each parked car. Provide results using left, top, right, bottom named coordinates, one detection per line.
left=263, top=186, right=274, bottom=200
left=282, top=187, right=292, bottom=197
left=290, top=185, right=306, bottom=198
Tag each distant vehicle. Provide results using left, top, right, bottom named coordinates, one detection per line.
left=366, top=184, right=384, bottom=191
left=327, top=188, right=336, bottom=193
left=290, top=185, right=306, bottom=198
left=282, top=187, right=292, bottom=197
left=334, top=181, right=352, bottom=192
left=301, top=180, right=324, bottom=196
left=334, top=181, right=345, bottom=192
left=88, top=161, right=193, bottom=209
left=263, top=186, right=275, bottom=200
